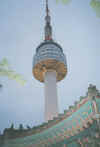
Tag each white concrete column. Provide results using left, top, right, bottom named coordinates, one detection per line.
left=44, top=71, right=58, bottom=122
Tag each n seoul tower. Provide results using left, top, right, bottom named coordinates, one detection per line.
left=33, top=0, right=67, bottom=122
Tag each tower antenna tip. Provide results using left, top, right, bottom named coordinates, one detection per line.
left=46, top=0, right=49, bottom=15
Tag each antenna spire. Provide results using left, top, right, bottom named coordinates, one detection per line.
left=45, top=0, right=52, bottom=41
left=46, top=0, right=49, bottom=16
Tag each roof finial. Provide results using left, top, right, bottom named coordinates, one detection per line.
left=45, top=0, right=52, bottom=41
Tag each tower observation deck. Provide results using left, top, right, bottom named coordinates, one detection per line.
left=32, top=0, right=67, bottom=121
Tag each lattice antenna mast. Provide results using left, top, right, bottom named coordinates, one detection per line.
left=45, top=0, right=52, bottom=41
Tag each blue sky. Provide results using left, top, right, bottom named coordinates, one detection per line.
left=0, top=0, right=100, bottom=133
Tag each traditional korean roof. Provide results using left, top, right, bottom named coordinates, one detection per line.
left=1, top=85, right=100, bottom=147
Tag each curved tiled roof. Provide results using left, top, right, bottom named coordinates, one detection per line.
left=1, top=97, right=100, bottom=147
left=1, top=84, right=100, bottom=147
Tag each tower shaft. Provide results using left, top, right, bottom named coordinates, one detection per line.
left=44, top=71, right=58, bottom=121
left=33, top=0, right=67, bottom=122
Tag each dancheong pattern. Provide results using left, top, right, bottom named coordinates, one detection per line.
left=1, top=96, right=100, bottom=147
left=1, top=85, right=100, bottom=147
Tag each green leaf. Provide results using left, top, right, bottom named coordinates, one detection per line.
left=56, top=0, right=72, bottom=4
left=0, top=58, right=26, bottom=86
left=0, top=58, right=9, bottom=70
left=90, top=0, right=100, bottom=17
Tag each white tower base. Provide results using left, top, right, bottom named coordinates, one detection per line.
left=44, top=71, right=58, bottom=122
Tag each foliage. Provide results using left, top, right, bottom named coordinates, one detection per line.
left=0, top=58, right=26, bottom=86
left=90, top=0, right=100, bottom=17
left=56, top=0, right=72, bottom=4
left=56, top=0, right=100, bottom=18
